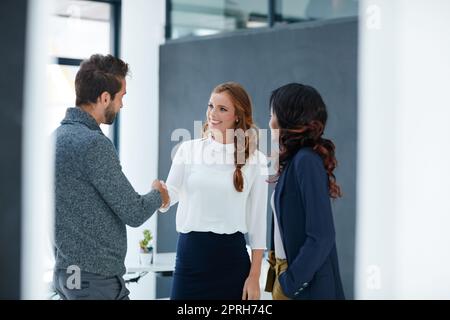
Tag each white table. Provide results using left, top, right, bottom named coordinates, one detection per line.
left=124, top=252, right=176, bottom=282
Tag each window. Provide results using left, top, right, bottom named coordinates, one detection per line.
left=47, top=0, right=117, bottom=139
left=168, top=0, right=269, bottom=39
left=166, top=0, right=359, bottom=39
left=273, top=0, right=359, bottom=25
left=47, top=64, right=79, bottom=136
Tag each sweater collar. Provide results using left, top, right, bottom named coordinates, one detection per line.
left=61, top=107, right=102, bottom=132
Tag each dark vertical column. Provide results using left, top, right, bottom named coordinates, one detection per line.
left=165, top=0, right=172, bottom=40
left=268, top=0, right=276, bottom=27
left=0, top=0, right=28, bottom=299
left=112, top=0, right=122, bottom=152
left=269, top=0, right=283, bottom=26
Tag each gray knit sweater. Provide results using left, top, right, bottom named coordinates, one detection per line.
left=54, top=107, right=162, bottom=276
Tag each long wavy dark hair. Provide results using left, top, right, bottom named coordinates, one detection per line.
left=270, top=83, right=342, bottom=199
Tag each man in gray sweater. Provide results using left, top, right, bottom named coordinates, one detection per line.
left=53, top=54, right=169, bottom=300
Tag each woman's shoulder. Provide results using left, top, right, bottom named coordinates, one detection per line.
left=171, top=138, right=207, bottom=164
left=245, top=150, right=269, bottom=178
left=292, top=147, right=325, bottom=173
left=293, top=147, right=321, bottom=161
left=248, top=149, right=269, bottom=166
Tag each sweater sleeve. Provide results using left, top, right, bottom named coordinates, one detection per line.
left=83, top=135, right=162, bottom=227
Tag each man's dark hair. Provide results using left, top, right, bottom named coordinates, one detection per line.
left=75, top=54, right=129, bottom=107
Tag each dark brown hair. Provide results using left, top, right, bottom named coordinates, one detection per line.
left=203, top=82, right=258, bottom=192
left=270, top=83, right=342, bottom=199
left=75, top=54, right=129, bottom=107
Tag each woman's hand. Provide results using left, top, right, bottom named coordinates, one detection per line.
left=242, top=274, right=260, bottom=300
left=152, top=179, right=170, bottom=208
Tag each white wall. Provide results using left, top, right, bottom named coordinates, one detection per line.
left=21, top=0, right=53, bottom=299
left=120, top=0, right=166, bottom=300
left=356, top=0, right=450, bottom=299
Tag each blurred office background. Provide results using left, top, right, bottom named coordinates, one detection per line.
left=1, top=0, right=449, bottom=299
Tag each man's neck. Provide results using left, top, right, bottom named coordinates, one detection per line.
left=79, top=104, right=102, bottom=125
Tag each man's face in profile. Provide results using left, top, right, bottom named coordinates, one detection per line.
left=104, top=78, right=126, bottom=125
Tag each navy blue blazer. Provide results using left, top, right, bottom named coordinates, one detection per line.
left=273, top=147, right=345, bottom=300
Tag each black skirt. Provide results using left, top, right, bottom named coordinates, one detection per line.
left=171, top=231, right=251, bottom=300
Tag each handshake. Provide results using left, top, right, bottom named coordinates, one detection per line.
left=152, top=180, right=170, bottom=209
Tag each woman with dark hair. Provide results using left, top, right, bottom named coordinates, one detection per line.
left=160, top=82, right=268, bottom=300
left=265, top=83, right=345, bottom=300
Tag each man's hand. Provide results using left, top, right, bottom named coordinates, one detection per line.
left=152, top=179, right=170, bottom=209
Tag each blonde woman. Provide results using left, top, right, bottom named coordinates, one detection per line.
left=160, top=82, right=268, bottom=300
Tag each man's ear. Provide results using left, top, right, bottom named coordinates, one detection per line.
left=99, top=91, right=111, bottom=107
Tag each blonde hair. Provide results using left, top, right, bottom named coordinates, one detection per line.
left=203, top=82, right=258, bottom=192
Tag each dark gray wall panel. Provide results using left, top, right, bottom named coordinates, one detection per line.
left=158, top=18, right=357, bottom=298
left=0, top=0, right=28, bottom=299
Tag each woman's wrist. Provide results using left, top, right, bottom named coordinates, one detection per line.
left=248, top=270, right=261, bottom=279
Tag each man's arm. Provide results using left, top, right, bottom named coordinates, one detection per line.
left=83, top=136, right=165, bottom=227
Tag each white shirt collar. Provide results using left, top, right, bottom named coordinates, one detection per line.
left=208, top=136, right=235, bottom=154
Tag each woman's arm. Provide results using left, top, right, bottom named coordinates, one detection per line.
left=242, top=249, right=264, bottom=300
left=158, top=141, right=188, bottom=213
left=243, top=152, right=269, bottom=300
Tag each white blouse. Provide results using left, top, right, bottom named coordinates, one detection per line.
left=271, top=191, right=287, bottom=259
left=160, top=137, right=268, bottom=249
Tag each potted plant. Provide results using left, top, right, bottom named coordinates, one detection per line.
left=139, top=229, right=154, bottom=265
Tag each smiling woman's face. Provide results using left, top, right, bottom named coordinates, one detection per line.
left=207, top=92, right=238, bottom=137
